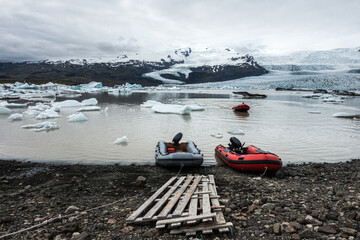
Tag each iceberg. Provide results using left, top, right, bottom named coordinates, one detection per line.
left=77, top=106, right=101, bottom=112
left=152, top=104, right=191, bottom=115
left=0, top=101, right=27, bottom=108
left=8, top=113, right=23, bottom=121
left=22, top=121, right=59, bottom=132
left=113, top=136, right=128, bottom=144
left=81, top=98, right=98, bottom=106
left=36, top=109, right=60, bottom=119
left=332, top=112, right=360, bottom=118
left=211, top=133, right=223, bottom=138
left=141, top=100, right=161, bottom=108
left=52, top=100, right=82, bottom=108
left=28, top=103, right=50, bottom=111
left=227, top=129, right=245, bottom=135
left=188, top=104, right=205, bottom=111
left=0, top=106, right=11, bottom=114
left=23, top=109, right=42, bottom=117
left=67, top=113, right=88, bottom=122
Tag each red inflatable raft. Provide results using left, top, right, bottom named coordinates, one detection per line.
left=215, top=137, right=282, bottom=172
left=232, top=103, right=250, bottom=112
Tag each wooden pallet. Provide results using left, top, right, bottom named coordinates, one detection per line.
left=126, top=175, right=232, bottom=236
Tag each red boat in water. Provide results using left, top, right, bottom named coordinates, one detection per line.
left=215, top=137, right=282, bottom=172
left=232, top=103, right=250, bottom=112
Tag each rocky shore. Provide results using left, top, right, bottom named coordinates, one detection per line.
left=0, top=159, right=359, bottom=240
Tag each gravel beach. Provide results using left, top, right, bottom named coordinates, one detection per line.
left=0, top=159, right=359, bottom=240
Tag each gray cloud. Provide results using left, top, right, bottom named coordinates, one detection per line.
left=0, top=0, right=359, bottom=61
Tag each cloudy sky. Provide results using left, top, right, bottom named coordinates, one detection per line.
left=1, top=0, right=359, bottom=61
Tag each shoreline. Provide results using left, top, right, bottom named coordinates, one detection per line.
left=1, top=159, right=359, bottom=239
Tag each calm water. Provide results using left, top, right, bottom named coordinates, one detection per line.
left=1, top=89, right=359, bottom=165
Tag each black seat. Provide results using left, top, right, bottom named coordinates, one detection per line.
left=172, top=132, right=183, bottom=145
left=228, top=137, right=244, bottom=153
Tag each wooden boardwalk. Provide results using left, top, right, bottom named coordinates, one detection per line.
left=126, top=175, right=232, bottom=236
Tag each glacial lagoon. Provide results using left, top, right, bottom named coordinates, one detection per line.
left=1, top=89, right=359, bottom=165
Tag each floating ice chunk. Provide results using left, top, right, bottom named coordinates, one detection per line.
left=309, top=111, right=321, bottom=114
left=113, top=136, right=128, bottom=144
left=103, top=107, right=109, bottom=112
left=321, top=96, right=344, bottom=103
left=301, top=94, right=322, bottom=98
left=51, top=106, right=61, bottom=112
left=28, top=103, right=50, bottom=111
left=52, top=100, right=82, bottom=108
left=8, top=113, right=23, bottom=121
left=36, top=109, right=60, bottom=119
left=22, top=121, right=59, bottom=132
left=0, top=106, right=11, bottom=114
left=0, top=101, right=27, bottom=108
left=211, top=133, right=223, bottom=138
left=152, top=104, right=191, bottom=115
left=77, top=106, right=101, bottom=112
left=332, top=112, right=360, bottom=118
left=141, top=100, right=161, bottom=108
left=81, top=98, right=98, bottom=106
left=188, top=104, right=205, bottom=111
left=227, top=129, right=245, bottom=135
left=67, top=113, right=88, bottom=122
left=23, top=109, right=41, bottom=117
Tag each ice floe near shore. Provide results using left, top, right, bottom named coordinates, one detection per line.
left=0, top=101, right=27, bottom=108
left=67, top=113, right=88, bottom=122
left=113, top=136, right=128, bottom=144
left=36, top=109, right=60, bottom=119
left=141, top=100, right=204, bottom=114
left=0, top=106, right=11, bottom=114
left=332, top=112, right=360, bottom=118
left=22, top=121, right=59, bottom=132
left=227, top=129, right=245, bottom=135
left=77, top=106, right=101, bottom=112
left=152, top=104, right=192, bottom=115
left=8, top=113, right=23, bottom=121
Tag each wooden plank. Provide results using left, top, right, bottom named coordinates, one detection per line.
left=172, top=175, right=202, bottom=217
left=209, top=175, right=226, bottom=224
left=201, top=177, right=212, bottom=222
left=156, top=213, right=216, bottom=227
left=170, top=222, right=233, bottom=234
left=142, top=176, right=186, bottom=220
left=157, top=176, right=194, bottom=219
left=126, top=176, right=177, bottom=222
left=203, top=229, right=213, bottom=234
left=187, top=186, right=199, bottom=225
left=134, top=212, right=188, bottom=223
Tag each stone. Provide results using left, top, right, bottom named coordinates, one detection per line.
left=120, top=226, right=134, bottom=233
left=143, top=229, right=155, bottom=238
left=341, top=227, right=357, bottom=236
left=0, top=216, right=15, bottom=224
left=65, top=206, right=80, bottom=214
left=326, top=212, right=339, bottom=220
left=224, top=208, right=232, bottom=214
left=74, top=232, right=90, bottom=240
left=298, top=228, right=312, bottom=238
left=318, top=225, right=337, bottom=234
left=262, top=203, right=276, bottom=211
left=273, top=223, right=281, bottom=235
left=135, top=176, right=146, bottom=186
left=291, top=233, right=301, bottom=240
left=71, top=232, right=80, bottom=238
left=107, top=218, right=116, bottom=224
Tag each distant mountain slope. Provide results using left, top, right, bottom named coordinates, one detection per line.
left=0, top=47, right=268, bottom=86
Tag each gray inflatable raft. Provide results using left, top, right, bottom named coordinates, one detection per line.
left=155, top=140, right=204, bottom=167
